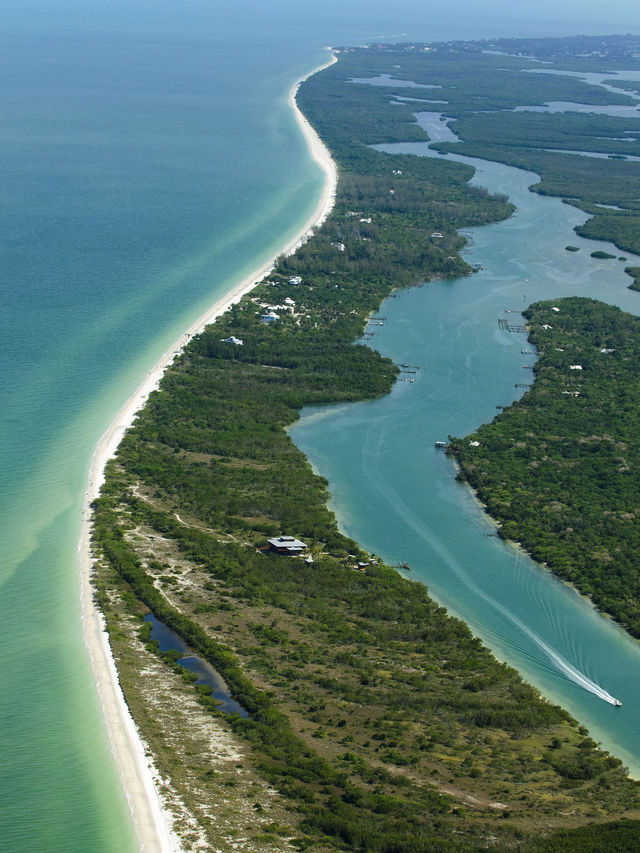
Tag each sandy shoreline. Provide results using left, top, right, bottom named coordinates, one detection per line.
left=79, top=51, right=338, bottom=852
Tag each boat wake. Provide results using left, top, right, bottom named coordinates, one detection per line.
left=344, top=478, right=622, bottom=708
left=442, top=577, right=622, bottom=706
left=511, top=616, right=621, bottom=706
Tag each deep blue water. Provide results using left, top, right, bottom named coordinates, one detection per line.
left=2, top=1, right=640, bottom=849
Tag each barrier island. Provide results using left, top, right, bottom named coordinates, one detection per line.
left=92, top=36, right=640, bottom=852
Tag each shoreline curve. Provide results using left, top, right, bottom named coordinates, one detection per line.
left=78, top=50, right=338, bottom=852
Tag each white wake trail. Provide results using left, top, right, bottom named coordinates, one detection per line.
left=348, top=470, right=622, bottom=707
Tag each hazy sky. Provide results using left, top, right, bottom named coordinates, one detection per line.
left=2, top=0, right=639, bottom=43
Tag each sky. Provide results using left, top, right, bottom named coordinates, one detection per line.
left=3, top=0, right=639, bottom=42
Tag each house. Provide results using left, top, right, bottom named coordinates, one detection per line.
left=222, top=336, right=243, bottom=345
left=268, top=536, right=307, bottom=555
left=569, top=364, right=583, bottom=370
left=289, top=275, right=302, bottom=285
left=260, top=311, right=279, bottom=323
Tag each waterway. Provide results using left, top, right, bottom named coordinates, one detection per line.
left=291, top=116, right=640, bottom=777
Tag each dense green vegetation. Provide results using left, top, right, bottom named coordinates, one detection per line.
left=625, top=266, right=640, bottom=291
left=93, top=37, right=640, bottom=851
left=450, top=298, right=640, bottom=638
left=532, top=819, right=640, bottom=852
left=445, top=111, right=640, bottom=162
left=316, top=38, right=640, bottom=255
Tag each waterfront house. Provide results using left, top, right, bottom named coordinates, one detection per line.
left=268, top=536, right=307, bottom=555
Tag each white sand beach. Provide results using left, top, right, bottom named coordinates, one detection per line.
left=79, top=52, right=337, bottom=852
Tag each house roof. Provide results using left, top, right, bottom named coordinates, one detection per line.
left=268, top=536, right=307, bottom=551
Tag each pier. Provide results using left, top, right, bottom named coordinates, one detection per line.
left=498, top=317, right=528, bottom=333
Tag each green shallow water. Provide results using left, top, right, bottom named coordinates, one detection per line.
left=291, top=149, right=640, bottom=777
left=0, top=6, right=329, bottom=850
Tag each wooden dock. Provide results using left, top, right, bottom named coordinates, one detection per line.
left=498, top=317, right=527, bottom=333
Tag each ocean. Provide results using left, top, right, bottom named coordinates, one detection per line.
left=1, top=1, right=639, bottom=849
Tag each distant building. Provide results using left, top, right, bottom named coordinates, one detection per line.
left=222, top=336, right=243, bottom=345
left=267, top=536, right=307, bottom=555
left=289, top=275, right=302, bottom=285
left=260, top=311, right=279, bottom=323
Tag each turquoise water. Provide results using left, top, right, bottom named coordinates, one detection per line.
left=3, top=2, right=640, bottom=850
left=291, top=145, right=640, bottom=776
left=1, top=7, right=329, bottom=851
